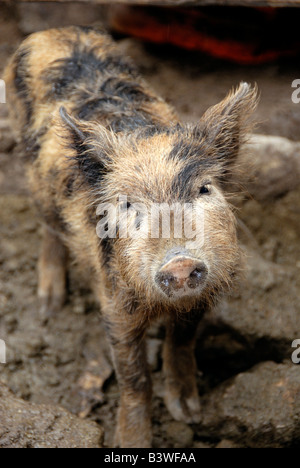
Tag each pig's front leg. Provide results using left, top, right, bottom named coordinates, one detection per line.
left=38, top=226, right=68, bottom=320
left=103, top=312, right=152, bottom=448
left=163, top=311, right=203, bottom=424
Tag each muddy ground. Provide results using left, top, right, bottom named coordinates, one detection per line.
left=0, top=3, right=300, bottom=448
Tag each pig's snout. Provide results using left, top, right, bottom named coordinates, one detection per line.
left=155, top=254, right=208, bottom=299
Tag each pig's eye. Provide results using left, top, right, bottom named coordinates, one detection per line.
left=199, top=184, right=211, bottom=195
left=120, top=202, right=132, bottom=211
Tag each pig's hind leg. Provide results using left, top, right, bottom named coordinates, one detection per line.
left=163, top=312, right=202, bottom=424
left=38, top=226, right=68, bottom=320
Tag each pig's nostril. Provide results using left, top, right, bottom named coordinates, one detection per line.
left=156, top=272, right=176, bottom=293
left=161, top=277, right=171, bottom=288
left=192, top=269, right=201, bottom=276
left=188, top=268, right=206, bottom=288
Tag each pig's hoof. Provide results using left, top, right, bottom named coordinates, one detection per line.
left=113, top=426, right=121, bottom=448
left=164, top=388, right=202, bottom=424
left=38, top=294, right=65, bottom=323
left=114, top=428, right=151, bottom=448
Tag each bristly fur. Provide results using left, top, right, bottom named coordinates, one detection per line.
left=4, top=25, right=258, bottom=448
left=13, top=47, right=33, bottom=125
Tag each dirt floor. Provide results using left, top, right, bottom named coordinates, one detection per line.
left=0, top=3, right=300, bottom=448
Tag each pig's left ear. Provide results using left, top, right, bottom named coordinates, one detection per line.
left=59, top=106, right=113, bottom=183
left=199, top=82, right=259, bottom=168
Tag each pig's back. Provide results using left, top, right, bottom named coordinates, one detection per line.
left=4, top=26, right=176, bottom=146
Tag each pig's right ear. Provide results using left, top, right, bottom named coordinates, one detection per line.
left=198, top=82, right=259, bottom=169
left=59, top=106, right=113, bottom=170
